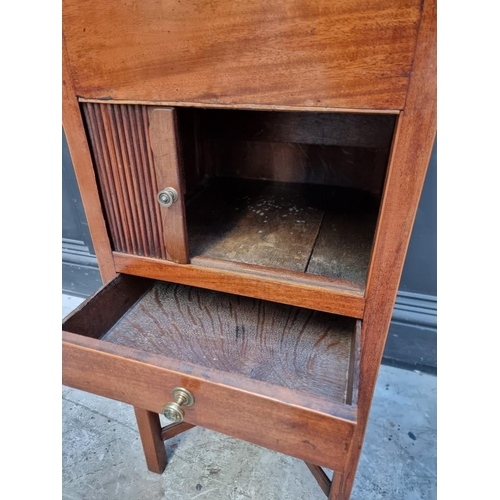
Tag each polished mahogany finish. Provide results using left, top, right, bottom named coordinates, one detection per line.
left=62, top=0, right=436, bottom=497
left=63, top=0, right=421, bottom=110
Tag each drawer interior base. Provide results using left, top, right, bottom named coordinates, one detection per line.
left=64, top=275, right=359, bottom=407
left=103, top=281, right=356, bottom=404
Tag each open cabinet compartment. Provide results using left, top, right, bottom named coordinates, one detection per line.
left=81, top=103, right=395, bottom=306
left=179, top=108, right=396, bottom=290
left=63, top=274, right=360, bottom=470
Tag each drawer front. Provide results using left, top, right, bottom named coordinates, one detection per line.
left=63, top=334, right=355, bottom=471
left=63, top=0, right=422, bottom=110
left=62, top=275, right=359, bottom=471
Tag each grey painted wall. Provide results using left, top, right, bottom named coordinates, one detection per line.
left=384, top=140, right=437, bottom=372
left=400, top=141, right=437, bottom=297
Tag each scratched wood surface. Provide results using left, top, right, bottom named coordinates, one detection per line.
left=306, top=196, right=379, bottom=284
left=103, top=281, right=356, bottom=403
left=63, top=0, right=422, bottom=110
left=187, top=179, right=325, bottom=272
left=187, top=178, right=379, bottom=285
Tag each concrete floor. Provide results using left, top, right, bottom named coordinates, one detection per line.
left=62, top=295, right=436, bottom=500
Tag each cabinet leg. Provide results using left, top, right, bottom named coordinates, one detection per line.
left=329, top=466, right=357, bottom=500
left=134, top=407, right=167, bottom=474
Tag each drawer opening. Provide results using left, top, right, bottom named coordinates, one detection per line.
left=63, top=274, right=360, bottom=408
left=180, top=108, right=396, bottom=291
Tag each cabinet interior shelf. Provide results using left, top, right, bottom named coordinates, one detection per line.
left=187, top=178, right=379, bottom=290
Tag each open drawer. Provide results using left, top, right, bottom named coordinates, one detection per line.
left=62, top=274, right=360, bottom=471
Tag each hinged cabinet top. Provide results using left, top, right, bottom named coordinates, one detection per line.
left=63, top=0, right=422, bottom=110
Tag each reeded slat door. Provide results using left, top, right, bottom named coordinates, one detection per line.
left=82, top=103, right=189, bottom=263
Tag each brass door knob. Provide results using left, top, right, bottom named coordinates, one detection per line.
left=162, top=387, right=195, bottom=423
left=157, top=187, right=179, bottom=207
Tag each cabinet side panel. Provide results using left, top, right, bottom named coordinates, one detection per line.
left=81, top=103, right=167, bottom=260
left=330, top=1, right=436, bottom=498
left=63, top=45, right=116, bottom=281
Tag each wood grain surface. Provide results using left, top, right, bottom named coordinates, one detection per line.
left=103, top=281, right=356, bottom=403
left=113, top=252, right=366, bottom=318
left=63, top=332, right=356, bottom=471
left=187, top=179, right=325, bottom=272
left=64, top=332, right=357, bottom=421
left=203, top=109, right=397, bottom=149
left=211, top=141, right=390, bottom=195
left=198, top=108, right=393, bottom=196
left=63, top=0, right=422, bottom=110
left=63, top=46, right=116, bottom=282
left=62, top=274, right=359, bottom=472
left=148, top=108, right=189, bottom=263
left=306, top=204, right=378, bottom=285
left=82, top=103, right=167, bottom=259
left=134, top=407, right=167, bottom=473
left=187, top=107, right=393, bottom=196
left=329, top=1, right=436, bottom=497
left=62, top=0, right=436, bottom=492
left=187, top=178, right=379, bottom=285
left=80, top=98, right=401, bottom=115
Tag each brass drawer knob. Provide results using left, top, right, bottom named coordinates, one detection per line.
left=162, top=387, right=195, bottom=423
left=157, top=187, right=179, bottom=208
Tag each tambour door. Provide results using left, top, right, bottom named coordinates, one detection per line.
left=82, top=104, right=188, bottom=263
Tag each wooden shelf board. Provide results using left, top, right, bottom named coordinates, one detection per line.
left=187, top=178, right=379, bottom=289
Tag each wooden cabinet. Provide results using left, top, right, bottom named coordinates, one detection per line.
left=62, top=1, right=436, bottom=498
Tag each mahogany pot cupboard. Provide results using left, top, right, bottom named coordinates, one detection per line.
left=62, top=0, right=436, bottom=497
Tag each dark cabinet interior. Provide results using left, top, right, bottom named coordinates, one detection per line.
left=82, top=103, right=396, bottom=294
left=180, top=108, right=396, bottom=289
